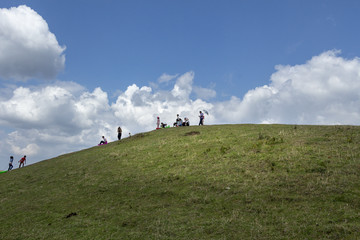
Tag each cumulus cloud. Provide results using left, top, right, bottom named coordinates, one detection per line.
left=11, top=143, right=40, bottom=157
left=171, top=71, right=194, bottom=99
left=193, top=86, right=216, bottom=100
left=213, top=50, right=360, bottom=125
left=0, top=84, right=119, bottom=164
left=1, top=50, right=360, bottom=168
left=0, top=5, right=65, bottom=80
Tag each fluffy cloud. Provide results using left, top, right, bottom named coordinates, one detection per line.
left=193, top=86, right=216, bottom=100
left=171, top=71, right=194, bottom=99
left=0, top=85, right=119, bottom=162
left=213, top=50, right=360, bottom=125
left=0, top=5, right=65, bottom=80
left=1, top=50, right=360, bottom=168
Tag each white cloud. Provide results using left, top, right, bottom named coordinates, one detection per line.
left=0, top=5, right=65, bottom=80
left=12, top=143, right=40, bottom=157
left=0, top=86, right=74, bottom=129
left=158, top=73, right=178, bottom=83
left=171, top=71, right=194, bottom=99
left=213, top=50, right=360, bottom=125
left=0, top=84, right=119, bottom=165
left=193, top=86, right=216, bottom=100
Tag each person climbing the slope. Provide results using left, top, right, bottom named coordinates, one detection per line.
left=8, top=156, right=14, bottom=171
left=19, top=155, right=26, bottom=168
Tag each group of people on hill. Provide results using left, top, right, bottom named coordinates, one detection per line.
left=7, top=110, right=206, bottom=171
left=173, top=114, right=190, bottom=127
left=7, top=155, right=27, bottom=171
left=98, top=126, right=123, bottom=146
left=157, top=111, right=205, bottom=129
left=6, top=110, right=207, bottom=171
left=98, top=110, right=207, bottom=145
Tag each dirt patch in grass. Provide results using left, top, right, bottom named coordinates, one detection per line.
left=65, top=212, right=77, bottom=218
left=185, top=131, right=200, bottom=136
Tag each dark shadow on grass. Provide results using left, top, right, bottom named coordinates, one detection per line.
left=185, top=131, right=200, bottom=136
left=65, top=212, right=77, bottom=218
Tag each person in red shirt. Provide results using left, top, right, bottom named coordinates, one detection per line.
left=19, top=155, right=26, bottom=168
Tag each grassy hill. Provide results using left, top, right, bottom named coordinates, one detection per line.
left=1, top=124, right=360, bottom=239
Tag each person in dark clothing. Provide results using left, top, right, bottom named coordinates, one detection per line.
left=117, top=127, right=122, bottom=140
left=199, top=111, right=204, bottom=125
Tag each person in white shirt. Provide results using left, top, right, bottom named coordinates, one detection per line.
left=99, top=136, right=107, bottom=145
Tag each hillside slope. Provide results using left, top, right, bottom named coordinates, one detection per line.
left=1, top=124, right=360, bottom=239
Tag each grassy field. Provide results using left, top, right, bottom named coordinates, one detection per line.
left=1, top=124, right=360, bottom=239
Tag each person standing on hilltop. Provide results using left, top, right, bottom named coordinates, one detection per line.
left=117, top=127, right=122, bottom=140
left=156, top=117, right=160, bottom=129
left=199, top=111, right=204, bottom=125
left=19, top=155, right=26, bottom=168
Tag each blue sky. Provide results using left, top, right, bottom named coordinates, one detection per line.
left=3, top=0, right=360, bottom=98
left=1, top=0, right=360, bottom=168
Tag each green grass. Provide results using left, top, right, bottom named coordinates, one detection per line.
left=1, top=124, right=360, bottom=239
